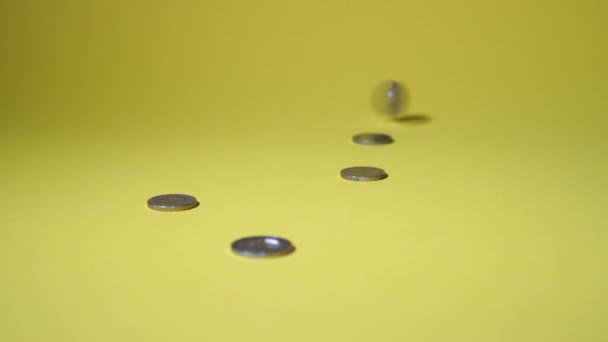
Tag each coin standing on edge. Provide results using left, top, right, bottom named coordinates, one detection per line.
left=353, top=133, right=394, bottom=145
left=147, top=194, right=198, bottom=212
left=340, top=166, right=388, bottom=182
left=231, top=236, right=294, bottom=258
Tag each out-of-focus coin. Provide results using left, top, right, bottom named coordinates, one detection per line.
left=231, top=236, right=294, bottom=258
left=340, top=166, right=388, bottom=182
left=371, top=80, right=404, bottom=116
left=147, top=194, right=198, bottom=212
left=352, top=133, right=394, bottom=145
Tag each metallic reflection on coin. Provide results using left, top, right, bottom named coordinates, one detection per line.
left=231, top=236, right=294, bottom=258
left=340, top=167, right=388, bottom=182
left=147, top=194, right=198, bottom=212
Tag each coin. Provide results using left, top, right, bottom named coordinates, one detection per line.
left=340, top=166, right=388, bottom=182
left=231, top=236, right=294, bottom=258
left=352, top=133, right=394, bottom=145
left=371, top=80, right=404, bottom=116
left=147, top=194, right=198, bottom=212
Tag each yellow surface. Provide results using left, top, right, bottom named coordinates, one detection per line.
left=1, top=1, right=607, bottom=341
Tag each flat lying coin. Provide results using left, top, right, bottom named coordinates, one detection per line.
left=231, top=236, right=294, bottom=258
left=353, top=133, right=394, bottom=145
left=340, top=166, right=388, bottom=182
left=371, top=80, right=404, bottom=116
left=147, top=194, right=198, bottom=212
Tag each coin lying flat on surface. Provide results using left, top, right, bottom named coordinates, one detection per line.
left=353, top=133, right=394, bottom=145
left=231, top=236, right=294, bottom=258
left=371, top=80, right=404, bottom=116
left=340, top=166, right=388, bottom=182
left=147, top=194, right=198, bottom=212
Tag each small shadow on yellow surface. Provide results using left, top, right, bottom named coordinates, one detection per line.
left=393, top=113, right=432, bottom=124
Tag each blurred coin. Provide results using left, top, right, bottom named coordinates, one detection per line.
left=340, top=166, right=388, bottom=182
left=231, top=236, right=294, bottom=258
left=371, top=80, right=404, bottom=116
left=147, top=194, right=198, bottom=212
left=353, top=133, right=394, bottom=145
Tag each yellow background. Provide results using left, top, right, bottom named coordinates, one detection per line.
left=1, top=1, right=607, bottom=341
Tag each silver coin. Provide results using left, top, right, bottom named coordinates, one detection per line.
left=371, top=80, right=404, bottom=116
left=231, top=236, right=294, bottom=258
left=147, top=194, right=198, bottom=212
left=353, top=133, right=394, bottom=145
left=340, top=166, right=388, bottom=182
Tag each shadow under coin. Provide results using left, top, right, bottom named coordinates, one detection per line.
left=393, top=113, right=432, bottom=125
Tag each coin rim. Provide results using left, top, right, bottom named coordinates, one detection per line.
left=340, top=166, right=388, bottom=182
left=147, top=194, right=198, bottom=212
left=231, top=236, right=295, bottom=258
